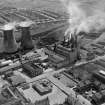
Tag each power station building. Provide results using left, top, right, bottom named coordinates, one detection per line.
left=45, top=33, right=80, bottom=69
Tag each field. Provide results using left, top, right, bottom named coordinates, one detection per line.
left=0, top=0, right=67, bottom=13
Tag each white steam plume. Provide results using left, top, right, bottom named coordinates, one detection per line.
left=19, top=20, right=34, bottom=27
left=2, top=22, right=16, bottom=30
left=60, top=0, right=105, bottom=36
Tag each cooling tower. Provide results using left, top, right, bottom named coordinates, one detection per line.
left=20, top=26, right=34, bottom=50
left=3, top=29, right=18, bottom=53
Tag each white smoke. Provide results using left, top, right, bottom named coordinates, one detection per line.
left=60, top=0, right=105, bottom=36
left=19, top=20, right=34, bottom=27
left=2, top=22, right=16, bottom=30
left=77, top=12, right=105, bottom=34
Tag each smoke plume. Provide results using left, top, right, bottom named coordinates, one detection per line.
left=2, top=22, right=16, bottom=30
left=61, top=0, right=105, bottom=36
left=19, top=21, right=34, bottom=27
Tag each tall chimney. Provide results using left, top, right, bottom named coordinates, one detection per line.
left=20, top=22, right=34, bottom=50
left=3, top=29, right=18, bottom=53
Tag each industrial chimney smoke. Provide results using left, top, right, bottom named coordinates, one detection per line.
left=19, top=21, right=34, bottom=50
left=3, top=24, right=18, bottom=53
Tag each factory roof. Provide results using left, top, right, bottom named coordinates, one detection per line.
left=32, top=80, right=52, bottom=95
left=0, top=93, right=8, bottom=104
left=0, top=89, right=16, bottom=105
left=8, top=75, right=26, bottom=86
left=57, top=44, right=72, bottom=52
left=2, top=98, right=22, bottom=105
left=49, top=53, right=66, bottom=63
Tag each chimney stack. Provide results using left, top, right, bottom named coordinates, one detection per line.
left=19, top=21, right=34, bottom=50
left=3, top=28, right=18, bottom=53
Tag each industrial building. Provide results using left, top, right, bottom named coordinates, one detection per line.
left=45, top=33, right=80, bottom=69
left=22, top=63, right=43, bottom=78
left=32, top=79, right=53, bottom=96
left=0, top=86, right=23, bottom=105
left=0, top=2, right=105, bottom=105
left=48, top=53, right=69, bottom=69
left=35, top=97, right=50, bottom=105
left=8, top=74, right=26, bottom=86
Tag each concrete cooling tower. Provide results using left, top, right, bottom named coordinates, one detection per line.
left=19, top=22, right=34, bottom=50
left=3, top=29, right=18, bottom=53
